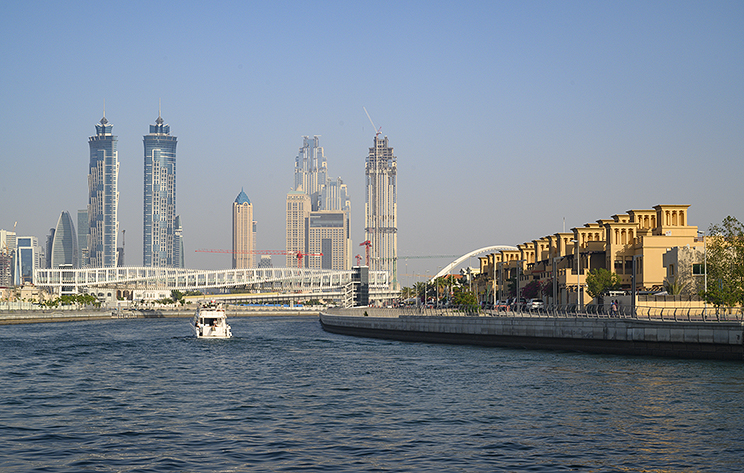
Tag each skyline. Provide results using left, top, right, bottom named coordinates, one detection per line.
left=1, top=1, right=742, bottom=285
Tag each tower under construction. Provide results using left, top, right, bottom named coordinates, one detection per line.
left=364, top=135, right=397, bottom=287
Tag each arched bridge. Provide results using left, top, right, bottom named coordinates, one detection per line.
left=433, top=245, right=518, bottom=279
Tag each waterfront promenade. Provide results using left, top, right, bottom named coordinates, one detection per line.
left=320, top=307, right=744, bottom=360
left=0, top=305, right=320, bottom=325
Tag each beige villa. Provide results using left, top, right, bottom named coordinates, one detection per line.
left=477, top=204, right=706, bottom=307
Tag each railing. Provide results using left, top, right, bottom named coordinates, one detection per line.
left=483, top=304, right=744, bottom=322
left=347, top=304, right=744, bottom=322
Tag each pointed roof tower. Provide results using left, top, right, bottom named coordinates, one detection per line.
left=235, top=188, right=251, bottom=205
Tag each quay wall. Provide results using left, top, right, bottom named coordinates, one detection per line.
left=319, top=310, right=744, bottom=360
left=0, top=306, right=320, bottom=325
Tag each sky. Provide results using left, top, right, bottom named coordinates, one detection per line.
left=1, top=1, right=742, bottom=287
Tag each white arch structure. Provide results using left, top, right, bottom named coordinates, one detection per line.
left=433, top=245, right=518, bottom=279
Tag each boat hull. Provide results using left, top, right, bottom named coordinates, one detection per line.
left=194, top=305, right=232, bottom=339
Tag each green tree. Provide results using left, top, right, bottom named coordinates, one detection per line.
left=452, top=288, right=478, bottom=312
left=171, top=290, right=185, bottom=305
left=585, top=268, right=620, bottom=300
left=702, top=216, right=744, bottom=311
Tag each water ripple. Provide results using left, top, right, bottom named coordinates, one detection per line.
left=1, top=316, right=743, bottom=471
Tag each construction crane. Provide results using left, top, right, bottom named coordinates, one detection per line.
left=359, top=240, right=371, bottom=266
left=195, top=249, right=322, bottom=268
left=363, top=107, right=382, bottom=137
left=397, top=255, right=460, bottom=260
left=355, top=254, right=362, bottom=266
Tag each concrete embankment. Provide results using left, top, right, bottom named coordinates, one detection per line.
left=0, top=306, right=320, bottom=325
left=319, top=309, right=744, bottom=360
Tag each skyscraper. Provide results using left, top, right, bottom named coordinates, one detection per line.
left=0, top=229, right=16, bottom=287
left=294, top=136, right=327, bottom=211
left=232, top=189, right=256, bottom=269
left=287, top=136, right=351, bottom=269
left=15, top=236, right=40, bottom=285
left=143, top=111, right=178, bottom=267
left=286, top=189, right=310, bottom=267
left=88, top=112, right=119, bottom=268
left=77, top=210, right=88, bottom=268
left=50, top=211, right=79, bottom=269
left=308, top=210, right=348, bottom=270
left=174, top=215, right=184, bottom=268
left=365, top=135, right=397, bottom=285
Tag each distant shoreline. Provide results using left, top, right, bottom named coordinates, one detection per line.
left=0, top=307, right=320, bottom=325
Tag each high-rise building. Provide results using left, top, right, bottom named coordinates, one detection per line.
left=0, top=229, right=15, bottom=287
left=77, top=210, right=89, bottom=268
left=308, top=210, right=348, bottom=270
left=51, top=211, right=79, bottom=269
left=232, top=189, right=256, bottom=269
left=287, top=136, right=351, bottom=269
left=286, top=189, right=311, bottom=267
left=45, top=228, right=55, bottom=269
left=88, top=112, right=119, bottom=268
left=174, top=215, right=184, bottom=268
left=294, top=136, right=327, bottom=211
left=15, top=236, right=40, bottom=285
left=143, top=112, right=178, bottom=267
left=365, top=135, right=397, bottom=284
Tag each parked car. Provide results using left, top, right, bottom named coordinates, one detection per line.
left=526, top=299, right=544, bottom=310
left=494, top=300, right=510, bottom=311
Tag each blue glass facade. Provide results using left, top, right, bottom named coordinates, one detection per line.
left=15, top=236, right=38, bottom=285
left=143, top=115, right=178, bottom=267
left=51, top=211, right=79, bottom=268
left=88, top=115, right=119, bottom=268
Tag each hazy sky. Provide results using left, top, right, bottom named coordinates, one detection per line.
left=1, top=1, right=742, bottom=287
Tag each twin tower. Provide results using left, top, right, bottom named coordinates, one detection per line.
left=86, top=111, right=181, bottom=269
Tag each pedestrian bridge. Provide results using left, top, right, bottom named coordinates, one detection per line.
left=35, top=266, right=390, bottom=294
left=433, top=245, right=518, bottom=278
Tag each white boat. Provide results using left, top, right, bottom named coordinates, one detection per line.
left=194, top=301, right=232, bottom=339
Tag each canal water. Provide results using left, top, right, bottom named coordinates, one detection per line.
left=1, top=316, right=742, bottom=472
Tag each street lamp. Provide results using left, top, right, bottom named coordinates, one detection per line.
left=571, top=239, right=580, bottom=312
left=552, top=257, right=562, bottom=307
left=697, top=230, right=707, bottom=312
left=631, top=254, right=643, bottom=317
left=497, top=261, right=504, bottom=305
left=515, top=259, right=526, bottom=306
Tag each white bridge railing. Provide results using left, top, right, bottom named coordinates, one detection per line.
left=35, top=266, right=390, bottom=293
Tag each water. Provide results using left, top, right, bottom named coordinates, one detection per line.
left=1, top=316, right=743, bottom=472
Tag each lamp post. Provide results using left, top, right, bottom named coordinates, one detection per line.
left=515, top=259, right=526, bottom=307
left=552, top=257, right=562, bottom=307
left=425, top=270, right=429, bottom=309
left=497, top=261, right=504, bottom=305
left=571, top=239, right=580, bottom=313
left=631, top=254, right=643, bottom=317
left=697, top=230, right=707, bottom=312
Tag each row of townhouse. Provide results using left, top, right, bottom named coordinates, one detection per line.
left=475, top=204, right=705, bottom=307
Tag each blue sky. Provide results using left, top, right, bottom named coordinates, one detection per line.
left=1, top=1, right=742, bottom=286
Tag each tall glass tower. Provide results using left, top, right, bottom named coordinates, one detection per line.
left=88, top=112, right=119, bottom=268
left=365, top=135, right=397, bottom=286
left=143, top=112, right=178, bottom=267
left=50, top=211, right=78, bottom=268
